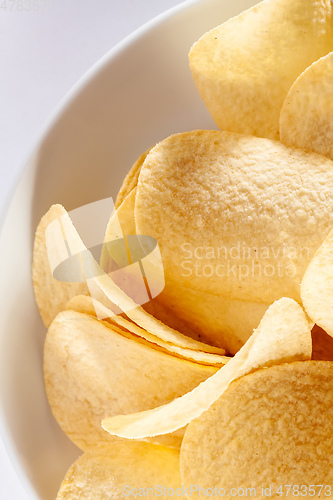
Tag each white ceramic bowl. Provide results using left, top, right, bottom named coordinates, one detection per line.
left=0, top=0, right=257, bottom=498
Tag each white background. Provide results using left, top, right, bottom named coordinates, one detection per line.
left=0, top=0, right=182, bottom=497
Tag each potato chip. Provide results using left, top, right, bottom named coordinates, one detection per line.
left=102, top=298, right=312, bottom=440
left=301, top=227, right=333, bottom=336
left=56, top=441, right=181, bottom=499
left=54, top=203, right=223, bottom=355
left=44, top=310, right=218, bottom=450
left=280, top=52, right=333, bottom=159
left=103, top=188, right=197, bottom=340
left=115, top=148, right=150, bottom=209
left=142, top=292, right=210, bottom=345
left=135, top=130, right=333, bottom=305
left=103, top=185, right=268, bottom=353
left=100, top=188, right=137, bottom=274
left=312, top=324, right=333, bottom=361
left=112, top=187, right=137, bottom=237
left=151, top=284, right=269, bottom=354
left=32, top=205, right=89, bottom=327
left=181, top=361, right=333, bottom=498
left=66, top=295, right=97, bottom=317
left=65, top=295, right=228, bottom=366
left=102, top=189, right=200, bottom=341
left=189, top=0, right=333, bottom=139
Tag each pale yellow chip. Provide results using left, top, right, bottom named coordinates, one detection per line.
left=102, top=298, right=312, bottom=440
left=280, top=52, right=333, bottom=159
left=56, top=441, right=181, bottom=499
left=115, top=148, right=150, bottom=209
left=32, top=205, right=89, bottom=327
left=102, top=188, right=207, bottom=343
left=100, top=188, right=137, bottom=274
left=135, top=130, right=333, bottom=305
left=113, top=187, right=137, bottom=236
left=102, top=189, right=208, bottom=343
left=142, top=293, right=210, bottom=345
left=181, top=361, right=333, bottom=498
left=189, top=0, right=333, bottom=139
left=44, top=204, right=221, bottom=355
left=102, top=185, right=268, bottom=354
left=153, top=284, right=269, bottom=355
left=44, top=310, right=218, bottom=450
left=65, top=295, right=228, bottom=366
left=66, top=295, right=97, bottom=317
left=301, top=227, right=333, bottom=337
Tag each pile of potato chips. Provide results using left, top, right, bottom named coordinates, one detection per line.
left=33, top=0, right=333, bottom=497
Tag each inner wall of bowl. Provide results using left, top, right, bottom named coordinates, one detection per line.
left=0, top=0, right=257, bottom=498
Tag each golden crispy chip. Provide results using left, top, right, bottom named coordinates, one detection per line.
left=181, top=361, right=333, bottom=498
left=44, top=310, right=218, bottom=450
left=102, top=298, right=312, bottom=440
left=312, top=324, right=333, bottom=361
left=189, top=0, right=333, bottom=139
left=113, top=187, right=136, bottom=236
left=54, top=203, right=222, bottom=354
left=65, top=295, right=228, bottom=366
left=280, top=52, right=333, bottom=159
left=100, top=188, right=137, bottom=274
left=32, top=205, right=89, bottom=327
left=135, top=130, right=333, bottom=305
left=152, top=284, right=269, bottom=355
left=56, top=441, right=181, bottom=499
left=142, top=293, right=209, bottom=345
left=301, top=228, right=333, bottom=336
left=102, top=189, right=203, bottom=341
left=103, top=186, right=268, bottom=353
left=65, top=295, right=97, bottom=317
left=115, top=149, right=150, bottom=209
left=103, top=189, right=215, bottom=343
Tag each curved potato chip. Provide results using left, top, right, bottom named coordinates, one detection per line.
left=102, top=186, right=268, bottom=353
left=181, top=361, right=333, bottom=497
left=102, top=190, right=207, bottom=343
left=100, top=188, right=137, bottom=274
left=135, top=130, right=333, bottom=304
left=65, top=295, right=228, bottom=366
left=56, top=441, right=181, bottom=499
left=66, top=294, right=97, bottom=316
left=301, top=227, right=333, bottom=336
left=112, top=187, right=137, bottom=236
left=280, top=52, right=333, bottom=159
left=102, top=189, right=196, bottom=337
left=44, top=311, right=218, bottom=450
left=115, top=148, right=150, bottom=209
left=189, top=0, right=333, bottom=139
left=32, top=205, right=89, bottom=327
left=46, top=204, right=222, bottom=355
left=102, top=298, right=312, bottom=440
left=153, top=284, right=269, bottom=355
